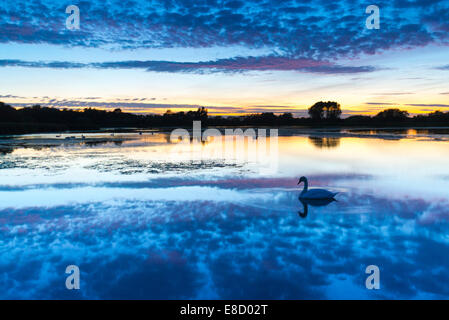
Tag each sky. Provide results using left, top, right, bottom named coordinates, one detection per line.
left=0, top=0, right=448, bottom=116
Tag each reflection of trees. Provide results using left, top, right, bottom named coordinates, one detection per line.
left=83, top=140, right=110, bottom=147
left=166, top=133, right=211, bottom=146
left=81, top=140, right=124, bottom=147
left=0, top=147, right=13, bottom=155
left=308, top=136, right=341, bottom=149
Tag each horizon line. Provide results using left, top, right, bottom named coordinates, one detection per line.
left=2, top=100, right=447, bottom=118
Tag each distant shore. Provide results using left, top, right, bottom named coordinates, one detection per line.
left=1, top=101, right=449, bottom=135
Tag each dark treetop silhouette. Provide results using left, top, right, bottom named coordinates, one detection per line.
left=308, top=101, right=342, bottom=120
left=1, top=101, right=449, bottom=134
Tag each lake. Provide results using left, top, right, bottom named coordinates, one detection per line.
left=1, top=128, right=449, bottom=299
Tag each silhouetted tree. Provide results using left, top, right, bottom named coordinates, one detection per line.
left=279, top=112, right=293, bottom=120
left=2, top=100, right=449, bottom=135
left=308, top=101, right=326, bottom=119
left=195, top=107, right=208, bottom=121
left=325, top=102, right=342, bottom=119
left=428, top=110, right=447, bottom=119
left=308, top=101, right=342, bottom=120
left=375, top=108, right=409, bottom=120
left=0, top=102, right=18, bottom=121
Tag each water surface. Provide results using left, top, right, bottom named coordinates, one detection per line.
left=1, top=129, right=449, bottom=299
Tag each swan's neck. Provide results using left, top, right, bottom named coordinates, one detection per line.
left=301, top=179, right=308, bottom=194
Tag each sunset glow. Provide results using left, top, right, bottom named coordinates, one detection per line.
left=0, top=1, right=448, bottom=117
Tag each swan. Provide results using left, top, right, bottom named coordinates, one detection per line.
left=298, top=176, right=337, bottom=200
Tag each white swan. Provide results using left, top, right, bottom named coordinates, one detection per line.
left=298, top=176, right=337, bottom=200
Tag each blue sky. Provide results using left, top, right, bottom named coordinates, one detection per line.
left=0, top=0, right=448, bottom=115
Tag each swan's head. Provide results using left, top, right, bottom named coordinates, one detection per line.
left=297, top=176, right=307, bottom=185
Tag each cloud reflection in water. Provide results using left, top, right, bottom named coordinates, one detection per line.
left=1, top=133, right=449, bottom=299
left=1, top=176, right=449, bottom=299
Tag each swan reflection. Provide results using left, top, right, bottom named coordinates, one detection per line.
left=298, top=198, right=335, bottom=218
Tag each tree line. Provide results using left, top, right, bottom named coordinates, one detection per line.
left=0, top=101, right=448, bottom=134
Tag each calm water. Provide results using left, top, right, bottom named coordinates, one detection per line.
left=1, top=129, right=449, bottom=299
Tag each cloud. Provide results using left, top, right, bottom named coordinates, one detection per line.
left=406, top=103, right=449, bottom=108
left=373, top=92, right=414, bottom=95
left=0, top=59, right=85, bottom=69
left=0, top=56, right=376, bottom=74
left=6, top=99, right=311, bottom=116
left=92, top=56, right=376, bottom=74
left=0, top=0, right=447, bottom=60
left=365, top=102, right=399, bottom=105
left=2, top=177, right=449, bottom=299
left=0, top=94, right=26, bottom=99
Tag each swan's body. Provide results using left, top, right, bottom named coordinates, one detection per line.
left=300, top=188, right=337, bottom=200
left=298, top=176, right=337, bottom=200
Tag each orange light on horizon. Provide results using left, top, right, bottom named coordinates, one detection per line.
left=3, top=97, right=449, bottom=117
